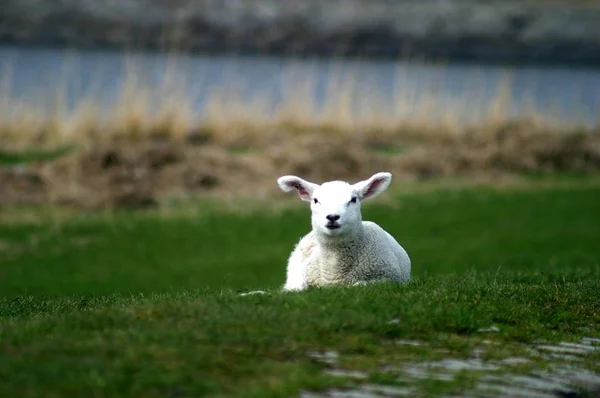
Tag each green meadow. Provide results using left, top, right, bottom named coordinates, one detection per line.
left=1, top=177, right=599, bottom=397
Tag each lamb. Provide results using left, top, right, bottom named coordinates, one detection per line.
left=277, top=172, right=411, bottom=291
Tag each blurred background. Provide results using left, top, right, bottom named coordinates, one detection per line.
left=0, top=0, right=599, bottom=209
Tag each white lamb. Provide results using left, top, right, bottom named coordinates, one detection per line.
left=277, top=172, right=411, bottom=291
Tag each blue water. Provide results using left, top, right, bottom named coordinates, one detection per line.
left=0, top=45, right=599, bottom=126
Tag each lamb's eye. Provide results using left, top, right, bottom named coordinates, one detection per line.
left=313, top=198, right=319, bottom=204
left=349, top=197, right=357, bottom=204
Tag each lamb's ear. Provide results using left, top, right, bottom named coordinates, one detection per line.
left=353, top=172, right=392, bottom=200
left=277, top=175, right=319, bottom=202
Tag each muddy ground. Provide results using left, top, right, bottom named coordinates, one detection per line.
left=1, top=123, right=600, bottom=209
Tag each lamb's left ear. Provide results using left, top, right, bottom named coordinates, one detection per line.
left=353, top=172, right=392, bottom=200
left=277, top=175, right=319, bottom=202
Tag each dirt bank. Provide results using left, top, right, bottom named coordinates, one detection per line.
left=2, top=0, right=600, bottom=65
left=1, top=122, right=599, bottom=209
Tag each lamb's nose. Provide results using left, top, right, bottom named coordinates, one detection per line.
left=326, top=214, right=340, bottom=221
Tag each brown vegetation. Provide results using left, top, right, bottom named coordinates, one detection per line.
left=1, top=122, right=599, bottom=209
left=1, top=60, right=598, bottom=209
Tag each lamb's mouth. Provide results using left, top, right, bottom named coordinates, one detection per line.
left=325, top=224, right=341, bottom=230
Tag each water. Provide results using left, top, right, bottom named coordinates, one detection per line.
left=0, top=45, right=599, bottom=127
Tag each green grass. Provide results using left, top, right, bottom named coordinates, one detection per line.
left=0, top=144, right=76, bottom=165
left=1, top=179, right=599, bottom=397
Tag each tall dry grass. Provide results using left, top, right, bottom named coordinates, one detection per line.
left=0, top=51, right=597, bottom=150
left=1, top=51, right=599, bottom=209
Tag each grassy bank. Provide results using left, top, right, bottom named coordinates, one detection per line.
left=1, top=178, right=599, bottom=396
left=0, top=54, right=599, bottom=209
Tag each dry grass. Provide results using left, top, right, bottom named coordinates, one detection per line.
left=0, top=53, right=599, bottom=208
left=0, top=54, right=594, bottom=148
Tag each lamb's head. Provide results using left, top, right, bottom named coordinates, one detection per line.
left=277, top=172, right=393, bottom=239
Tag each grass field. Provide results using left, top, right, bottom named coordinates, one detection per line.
left=1, top=176, right=599, bottom=397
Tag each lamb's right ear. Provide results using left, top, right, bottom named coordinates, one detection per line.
left=277, top=175, right=318, bottom=202
left=352, top=172, right=392, bottom=200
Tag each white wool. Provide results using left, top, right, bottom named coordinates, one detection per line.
left=277, top=172, right=411, bottom=291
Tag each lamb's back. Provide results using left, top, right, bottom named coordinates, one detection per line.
left=358, top=221, right=411, bottom=283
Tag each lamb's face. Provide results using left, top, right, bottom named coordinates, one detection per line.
left=310, top=181, right=362, bottom=238
left=277, top=172, right=393, bottom=239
